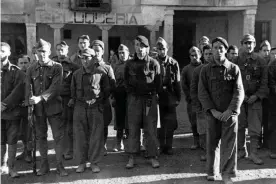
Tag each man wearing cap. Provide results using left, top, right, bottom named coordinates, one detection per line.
left=111, top=44, right=130, bottom=152
left=1, top=42, right=25, bottom=178
left=91, top=40, right=116, bottom=156
left=190, top=44, right=213, bottom=162
left=198, top=37, right=244, bottom=184
left=233, top=34, right=268, bottom=165
left=71, top=48, right=109, bottom=173
left=198, top=36, right=210, bottom=54
left=70, top=35, right=90, bottom=67
left=124, top=35, right=162, bottom=169
left=181, top=46, right=202, bottom=150
left=25, top=39, right=68, bottom=176
left=155, top=37, right=181, bottom=155
left=52, top=41, right=80, bottom=160
left=227, top=45, right=239, bottom=62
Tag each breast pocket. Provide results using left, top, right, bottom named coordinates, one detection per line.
left=45, top=74, right=54, bottom=88
left=252, top=65, right=261, bottom=78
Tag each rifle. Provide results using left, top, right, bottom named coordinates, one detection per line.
left=28, top=84, right=36, bottom=175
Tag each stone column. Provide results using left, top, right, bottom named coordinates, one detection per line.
left=163, top=10, right=174, bottom=56
left=242, top=9, right=257, bottom=36
left=145, top=23, right=161, bottom=47
left=49, top=24, right=65, bottom=48
left=25, top=23, right=36, bottom=57
left=98, top=25, right=113, bottom=62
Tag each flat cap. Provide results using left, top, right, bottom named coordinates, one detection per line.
left=56, top=41, right=69, bottom=48
left=212, top=37, right=229, bottom=49
left=135, top=35, right=149, bottom=47
left=199, top=36, right=210, bottom=44
left=118, top=44, right=129, bottom=52
left=241, top=34, right=256, bottom=44
left=156, top=37, right=168, bottom=48
left=80, top=48, right=95, bottom=57
left=35, top=39, right=51, bottom=51
left=91, top=40, right=104, bottom=50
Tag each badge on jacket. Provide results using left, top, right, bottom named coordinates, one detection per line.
left=246, top=75, right=251, bottom=80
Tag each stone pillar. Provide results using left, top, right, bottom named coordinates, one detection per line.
left=145, top=23, right=161, bottom=47
left=242, top=9, right=257, bottom=36
left=25, top=23, right=36, bottom=57
left=49, top=24, right=65, bottom=48
left=163, top=10, right=174, bottom=56
left=97, top=25, right=113, bottom=62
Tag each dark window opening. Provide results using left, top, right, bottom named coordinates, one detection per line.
left=77, top=0, right=102, bottom=8
left=255, top=21, right=271, bottom=50
left=63, top=29, right=72, bottom=39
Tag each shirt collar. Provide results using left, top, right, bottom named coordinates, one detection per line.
left=1, top=60, right=11, bottom=71
left=211, top=58, right=231, bottom=68
left=35, top=59, right=54, bottom=69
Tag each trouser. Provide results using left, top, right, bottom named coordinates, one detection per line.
left=268, top=94, right=276, bottom=154
left=61, top=96, right=74, bottom=156
left=18, top=117, right=32, bottom=150
left=196, top=111, right=207, bottom=149
left=187, top=103, right=199, bottom=138
left=104, top=99, right=112, bottom=145
left=126, top=94, right=159, bottom=157
left=74, top=104, right=104, bottom=164
left=262, top=98, right=270, bottom=148
left=206, top=114, right=238, bottom=177
left=36, top=113, right=65, bottom=166
left=158, top=105, right=177, bottom=150
left=114, top=88, right=127, bottom=130
left=238, top=101, right=262, bottom=152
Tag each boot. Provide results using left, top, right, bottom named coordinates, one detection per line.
left=113, top=130, right=123, bottom=152
left=199, top=134, right=206, bottom=150
left=237, top=149, right=247, bottom=160
left=126, top=154, right=135, bottom=169
left=150, top=157, right=160, bottom=168
left=248, top=136, right=264, bottom=165
left=76, top=163, right=86, bottom=173
left=37, top=141, right=50, bottom=176
left=56, top=163, right=68, bottom=177
left=91, top=164, right=100, bottom=173
left=7, top=144, right=19, bottom=178
left=1, top=145, right=8, bottom=174
left=55, top=139, right=67, bottom=176
left=191, top=136, right=200, bottom=150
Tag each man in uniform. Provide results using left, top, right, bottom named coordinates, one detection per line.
left=91, top=40, right=115, bottom=156
left=234, top=34, right=268, bottom=165
left=16, top=55, right=32, bottom=163
left=190, top=45, right=212, bottom=161
left=181, top=46, right=202, bottom=149
left=227, top=45, right=239, bottom=62
left=198, top=36, right=210, bottom=54
left=112, top=44, right=129, bottom=152
left=70, top=48, right=109, bottom=173
left=25, top=39, right=68, bottom=176
left=1, top=42, right=25, bottom=178
left=52, top=41, right=80, bottom=160
left=155, top=37, right=181, bottom=155
left=198, top=37, right=244, bottom=184
left=70, top=35, right=90, bottom=67
left=124, top=35, right=161, bottom=169
left=270, top=47, right=276, bottom=64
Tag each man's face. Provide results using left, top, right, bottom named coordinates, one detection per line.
left=0, top=45, right=11, bottom=62
left=92, top=45, right=104, bottom=62
left=242, top=41, right=255, bottom=54
left=36, top=47, right=51, bottom=63
left=260, top=45, right=271, bottom=60
left=118, top=50, right=129, bottom=62
left=56, top=45, right=68, bottom=58
left=134, top=40, right=148, bottom=59
left=157, top=46, right=168, bottom=58
left=270, top=49, right=276, bottom=61
left=203, top=49, right=212, bottom=63
left=212, top=41, right=227, bottom=61
left=80, top=55, right=93, bottom=69
left=227, top=49, right=238, bottom=61
left=189, top=50, right=201, bottom=64
left=78, top=39, right=90, bottom=51
left=17, top=57, right=30, bottom=71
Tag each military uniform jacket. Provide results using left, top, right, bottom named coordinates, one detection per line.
left=124, top=54, right=162, bottom=96
left=70, top=50, right=82, bottom=67
left=113, top=59, right=126, bottom=90
left=157, top=56, right=181, bottom=107
left=198, top=59, right=244, bottom=114
left=233, top=52, right=268, bottom=99
left=1, top=61, right=26, bottom=120
left=25, top=60, right=63, bottom=116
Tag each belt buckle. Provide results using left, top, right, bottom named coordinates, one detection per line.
left=246, top=75, right=250, bottom=80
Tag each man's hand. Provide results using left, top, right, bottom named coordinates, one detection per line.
left=1, top=102, right=7, bottom=112
left=247, top=95, right=258, bottom=104
left=220, top=109, right=233, bottom=122
left=68, top=99, right=75, bottom=107
left=29, top=96, right=42, bottom=105
left=210, top=109, right=222, bottom=120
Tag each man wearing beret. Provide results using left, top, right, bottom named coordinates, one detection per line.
left=25, top=39, right=68, bottom=176
left=52, top=41, right=80, bottom=160
left=198, top=37, right=244, bottom=184
left=155, top=37, right=181, bottom=155
left=70, top=48, right=109, bottom=173
left=181, top=46, right=202, bottom=150
left=124, top=35, right=162, bottom=169
left=1, top=42, right=25, bottom=178
left=112, top=44, right=130, bottom=152
left=233, top=34, right=268, bottom=165
left=91, top=40, right=116, bottom=156
left=70, top=35, right=91, bottom=67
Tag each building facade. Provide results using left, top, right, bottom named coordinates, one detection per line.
left=1, top=0, right=275, bottom=67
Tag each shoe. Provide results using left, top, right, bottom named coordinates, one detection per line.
left=126, top=156, right=134, bottom=169
left=248, top=153, right=264, bottom=165
left=151, top=158, right=160, bottom=168
left=104, top=146, right=108, bottom=156
left=36, top=160, right=50, bottom=176
left=9, top=169, right=20, bottom=178
left=91, top=164, right=100, bottom=173
left=76, top=164, right=86, bottom=173
left=270, top=153, right=276, bottom=159
left=24, top=151, right=32, bottom=163
left=7, top=144, right=20, bottom=178
left=222, top=176, right=233, bottom=184
left=56, top=164, right=68, bottom=177
left=63, top=154, right=73, bottom=160
left=237, top=150, right=247, bottom=160
left=207, top=175, right=215, bottom=181
left=200, top=155, right=207, bottom=161
left=140, top=145, right=146, bottom=152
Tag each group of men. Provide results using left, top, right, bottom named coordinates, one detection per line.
left=1, top=32, right=276, bottom=184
